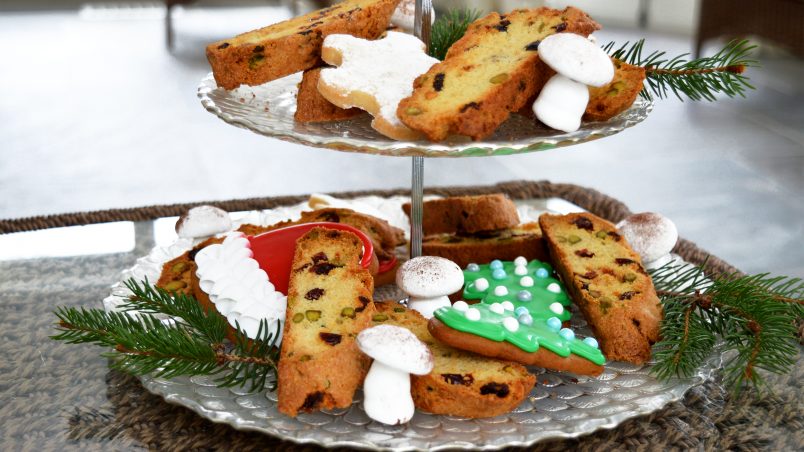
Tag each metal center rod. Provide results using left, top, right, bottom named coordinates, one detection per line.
left=409, top=0, right=431, bottom=258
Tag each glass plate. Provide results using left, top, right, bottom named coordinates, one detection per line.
left=104, top=196, right=720, bottom=451
left=197, top=73, right=653, bottom=157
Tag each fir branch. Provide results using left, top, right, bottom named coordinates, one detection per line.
left=52, top=280, right=280, bottom=391
left=650, top=261, right=802, bottom=393
left=603, top=39, right=758, bottom=102
left=429, top=8, right=483, bottom=60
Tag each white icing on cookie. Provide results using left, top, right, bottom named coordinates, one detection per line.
left=538, top=33, right=614, bottom=87
left=175, top=205, right=232, bottom=239
left=396, top=256, right=464, bottom=298
left=616, top=212, right=679, bottom=264
left=318, top=32, right=439, bottom=141
left=532, top=74, right=589, bottom=132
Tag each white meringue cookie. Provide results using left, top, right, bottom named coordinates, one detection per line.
left=533, top=74, right=589, bottom=132
left=538, top=33, right=614, bottom=87
left=396, top=256, right=464, bottom=298
left=616, top=212, right=678, bottom=263
left=175, top=205, right=232, bottom=239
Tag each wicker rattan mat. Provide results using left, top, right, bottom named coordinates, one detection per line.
left=4, top=180, right=802, bottom=451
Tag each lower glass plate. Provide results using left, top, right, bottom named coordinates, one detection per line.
left=197, top=73, right=653, bottom=157
left=104, top=195, right=719, bottom=451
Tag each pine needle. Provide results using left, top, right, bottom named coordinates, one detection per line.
left=429, top=8, right=483, bottom=60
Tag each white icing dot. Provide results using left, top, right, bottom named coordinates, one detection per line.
left=452, top=300, right=469, bottom=312
left=503, top=317, right=519, bottom=332
left=520, top=276, right=534, bottom=287
left=547, top=283, right=562, bottom=294
left=493, top=285, right=509, bottom=296
left=501, top=301, right=515, bottom=312
left=549, top=302, right=564, bottom=315
left=514, top=265, right=528, bottom=276
left=465, top=307, right=481, bottom=321
left=489, top=303, right=505, bottom=315
left=474, top=278, right=489, bottom=292
left=513, top=256, right=528, bottom=266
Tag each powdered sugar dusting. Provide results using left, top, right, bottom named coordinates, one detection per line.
left=616, top=212, right=678, bottom=263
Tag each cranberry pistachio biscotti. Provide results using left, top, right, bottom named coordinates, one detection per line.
left=278, top=227, right=375, bottom=416
left=396, top=7, right=600, bottom=141
left=538, top=213, right=662, bottom=364
left=206, top=0, right=399, bottom=90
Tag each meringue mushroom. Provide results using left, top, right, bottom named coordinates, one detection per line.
left=396, top=256, right=464, bottom=319
left=175, top=205, right=232, bottom=239
left=537, top=33, right=615, bottom=87
left=356, top=325, right=434, bottom=425
left=616, top=212, right=678, bottom=265
left=532, top=74, right=590, bottom=133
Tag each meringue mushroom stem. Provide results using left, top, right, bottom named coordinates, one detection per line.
left=362, top=361, right=414, bottom=425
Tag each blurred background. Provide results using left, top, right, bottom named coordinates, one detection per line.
left=0, top=0, right=802, bottom=276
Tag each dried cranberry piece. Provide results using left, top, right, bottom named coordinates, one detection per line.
left=580, top=270, right=598, bottom=279
left=355, top=295, right=371, bottom=313
left=305, top=288, right=325, bottom=300
left=524, top=40, right=541, bottom=51
left=494, top=19, right=511, bottom=32
left=554, top=22, right=567, bottom=32
left=253, top=45, right=264, bottom=53
left=608, top=231, right=622, bottom=241
left=300, top=391, right=324, bottom=411
left=319, top=332, right=342, bottom=345
left=572, top=216, right=594, bottom=231
left=615, top=258, right=635, bottom=266
left=480, top=382, right=510, bottom=398
left=575, top=249, right=595, bottom=258
left=217, top=42, right=230, bottom=49
left=298, top=30, right=313, bottom=36
left=460, top=102, right=480, bottom=113
left=312, top=252, right=329, bottom=264
left=619, top=291, right=639, bottom=300
left=441, top=373, right=474, bottom=386
left=320, top=211, right=340, bottom=223
left=433, top=73, right=445, bottom=92
left=311, top=262, right=339, bottom=275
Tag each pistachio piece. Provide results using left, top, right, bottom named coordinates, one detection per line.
left=292, top=313, right=304, bottom=323
left=568, top=234, right=581, bottom=244
left=372, top=314, right=388, bottom=322
left=299, top=354, right=312, bottom=362
left=405, top=107, right=422, bottom=116
left=341, top=307, right=356, bottom=319
left=393, top=307, right=406, bottom=313
left=305, top=310, right=322, bottom=321
left=624, top=273, right=637, bottom=282
left=171, top=262, right=189, bottom=274
left=164, top=280, right=187, bottom=291
left=595, top=230, right=608, bottom=239
left=489, top=73, right=509, bottom=84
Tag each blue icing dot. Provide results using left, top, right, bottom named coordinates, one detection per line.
left=535, top=268, right=550, bottom=278
left=515, top=306, right=529, bottom=317
left=466, top=263, right=480, bottom=272
left=518, top=313, right=533, bottom=326
left=516, top=290, right=532, bottom=302
left=546, top=317, right=562, bottom=331
left=583, top=337, right=599, bottom=348
left=489, top=260, right=503, bottom=270
left=559, top=328, right=575, bottom=341
left=492, top=269, right=507, bottom=280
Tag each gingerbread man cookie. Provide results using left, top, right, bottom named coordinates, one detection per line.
left=318, top=31, right=439, bottom=141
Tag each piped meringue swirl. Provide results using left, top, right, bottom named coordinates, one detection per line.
left=195, top=232, right=286, bottom=342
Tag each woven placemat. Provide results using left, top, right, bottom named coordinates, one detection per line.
left=5, top=180, right=800, bottom=450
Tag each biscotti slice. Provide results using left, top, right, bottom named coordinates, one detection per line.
left=156, top=237, right=224, bottom=311
left=584, top=59, right=646, bottom=121
left=422, top=222, right=549, bottom=269
left=278, top=227, right=375, bottom=416
left=295, top=67, right=363, bottom=123
left=206, top=0, right=400, bottom=90
left=373, top=301, right=535, bottom=418
left=538, top=213, right=662, bottom=364
left=402, top=194, right=519, bottom=235
left=396, top=7, right=599, bottom=141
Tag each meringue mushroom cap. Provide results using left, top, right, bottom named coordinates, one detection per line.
left=175, top=205, right=232, bottom=239
left=538, top=32, right=615, bottom=87
left=396, top=256, right=464, bottom=298
left=616, top=212, right=679, bottom=263
left=356, top=325, right=434, bottom=375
